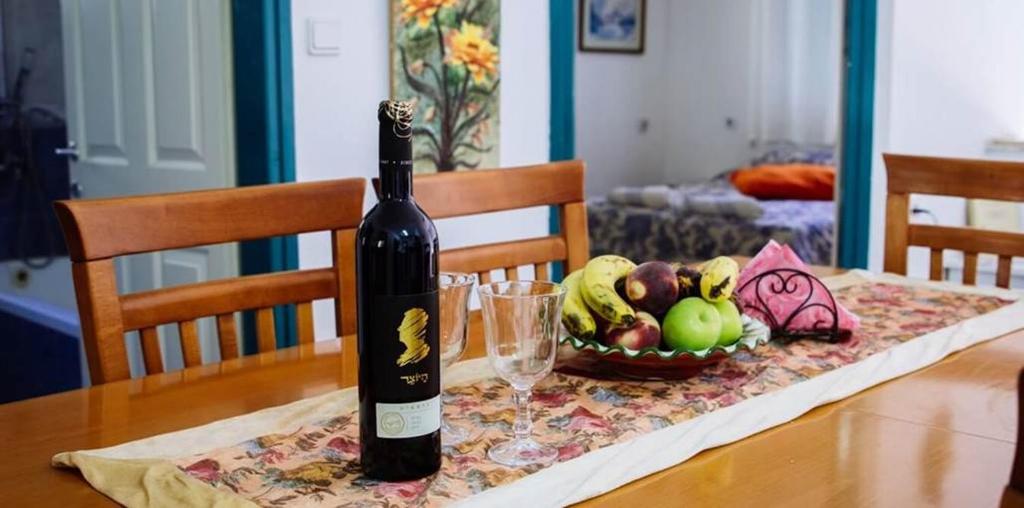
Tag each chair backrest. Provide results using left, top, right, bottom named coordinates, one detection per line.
left=373, top=160, right=589, bottom=281
left=883, top=154, right=1024, bottom=287
left=54, top=179, right=366, bottom=384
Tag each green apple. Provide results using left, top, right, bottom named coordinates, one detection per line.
left=712, top=300, right=743, bottom=346
left=662, top=297, right=722, bottom=351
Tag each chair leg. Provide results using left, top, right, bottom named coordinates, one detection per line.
left=1002, top=369, right=1024, bottom=508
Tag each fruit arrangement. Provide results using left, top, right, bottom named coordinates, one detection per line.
left=561, top=255, right=750, bottom=354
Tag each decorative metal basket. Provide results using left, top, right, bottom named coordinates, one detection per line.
left=735, top=268, right=850, bottom=343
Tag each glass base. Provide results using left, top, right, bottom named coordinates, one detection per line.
left=441, top=418, right=470, bottom=446
left=487, top=437, right=557, bottom=467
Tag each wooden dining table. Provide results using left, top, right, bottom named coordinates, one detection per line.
left=1, top=264, right=1021, bottom=506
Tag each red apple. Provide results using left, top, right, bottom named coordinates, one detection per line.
left=625, top=261, right=680, bottom=315
left=605, top=311, right=661, bottom=350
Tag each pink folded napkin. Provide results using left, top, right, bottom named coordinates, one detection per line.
left=736, top=240, right=860, bottom=334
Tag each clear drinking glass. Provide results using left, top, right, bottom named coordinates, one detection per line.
left=477, top=280, right=566, bottom=467
left=439, top=272, right=475, bottom=445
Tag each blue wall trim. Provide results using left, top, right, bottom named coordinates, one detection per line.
left=837, top=0, right=877, bottom=268
left=549, top=0, right=576, bottom=281
left=232, top=0, right=298, bottom=351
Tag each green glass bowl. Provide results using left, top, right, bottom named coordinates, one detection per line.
left=555, top=315, right=771, bottom=380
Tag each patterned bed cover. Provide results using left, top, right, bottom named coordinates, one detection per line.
left=587, top=197, right=834, bottom=265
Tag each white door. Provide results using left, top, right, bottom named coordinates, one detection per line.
left=61, top=0, right=238, bottom=374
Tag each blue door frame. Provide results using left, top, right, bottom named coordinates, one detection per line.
left=837, top=0, right=877, bottom=268
left=549, top=0, right=575, bottom=282
left=232, top=0, right=298, bottom=352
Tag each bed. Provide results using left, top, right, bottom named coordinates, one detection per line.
left=587, top=144, right=836, bottom=265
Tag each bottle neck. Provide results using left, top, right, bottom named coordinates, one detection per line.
left=378, top=120, right=413, bottom=200
left=379, top=160, right=413, bottom=200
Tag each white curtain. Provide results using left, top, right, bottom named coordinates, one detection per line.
left=750, top=0, right=843, bottom=147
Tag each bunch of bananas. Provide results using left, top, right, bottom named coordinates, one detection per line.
left=562, top=255, right=636, bottom=339
left=561, top=255, right=741, bottom=342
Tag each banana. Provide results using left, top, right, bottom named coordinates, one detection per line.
left=699, top=256, right=740, bottom=302
left=560, top=269, right=597, bottom=340
left=581, top=255, right=637, bottom=326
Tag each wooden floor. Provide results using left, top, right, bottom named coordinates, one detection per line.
left=0, top=278, right=1020, bottom=506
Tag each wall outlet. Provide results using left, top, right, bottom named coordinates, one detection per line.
left=10, top=267, right=30, bottom=289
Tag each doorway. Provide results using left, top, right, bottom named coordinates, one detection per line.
left=0, top=0, right=293, bottom=397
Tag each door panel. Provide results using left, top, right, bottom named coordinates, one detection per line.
left=148, top=0, right=206, bottom=168
left=61, top=0, right=237, bottom=375
left=77, top=0, right=127, bottom=162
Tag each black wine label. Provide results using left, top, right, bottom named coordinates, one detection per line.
left=371, top=291, right=441, bottom=405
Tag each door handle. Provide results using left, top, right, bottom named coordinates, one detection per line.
left=55, top=140, right=79, bottom=161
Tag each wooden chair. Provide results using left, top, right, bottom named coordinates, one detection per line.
left=54, top=179, right=366, bottom=384
left=374, top=160, right=589, bottom=281
left=883, top=154, right=1024, bottom=287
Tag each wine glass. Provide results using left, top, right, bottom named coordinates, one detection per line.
left=439, top=272, right=475, bottom=445
left=477, top=280, right=566, bottom=467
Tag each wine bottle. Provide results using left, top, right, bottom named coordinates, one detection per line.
left=356, top=100, right=441, bottom=480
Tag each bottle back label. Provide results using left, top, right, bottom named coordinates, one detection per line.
left=371, top=291, right=440, bottom=439
left=375, top=395, right=441, bottom=439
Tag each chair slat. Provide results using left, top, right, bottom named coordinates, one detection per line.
left=963, top=252, right=978, bottom=285
left=534, top=262, right=549, bottom=281
left=478, top=271, right=492, bottom=284
left=257, top=308, right=276, bottom=352
left=504, top=266, right=519, bottom=281
left=140, top=327, right=163, bottom=375
left=883, top=193, right=910, bottom=275
left=440, top=236, right=567, bottom=275
left=907, top=224, right=1024, bottom=259
left=178, top=320, right=202, bottom=367
left=560, top=202, right=590, bottom=273
left=216, top=313, right=239, bottom=360
left=929, top=249, right=944, bottom=281
left=333, top=228, right=358, bottom=336
left=120, top=268, right=335, bottom=331
left=997, top=256, right=1014, bottom=289
left=297, top=301, right=315, bottom=344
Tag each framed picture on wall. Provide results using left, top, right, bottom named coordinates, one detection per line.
left=578, top=0, right=646, bottom=54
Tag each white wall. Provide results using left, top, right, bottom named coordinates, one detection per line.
left=290, top=0, right=551, bottom=338
left=576, top=0, right=841, bottom=190
left=575, top=0, right=668, bottom=197
left=868, top=0, right=1024, bottom=274
left=661, top=0, right=756, bottom=183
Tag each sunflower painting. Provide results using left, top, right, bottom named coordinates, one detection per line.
left=390, top=0, right=500, bottom=172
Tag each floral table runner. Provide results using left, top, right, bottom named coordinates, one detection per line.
left=54, top=272, right=1024, bottom=507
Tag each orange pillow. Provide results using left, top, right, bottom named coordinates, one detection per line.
left=730, top=164, right=835, bottom=200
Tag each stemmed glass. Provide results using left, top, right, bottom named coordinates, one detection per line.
left=477, top=280, right=566, bottom=467
left=439, top=272, right=475, bottom=445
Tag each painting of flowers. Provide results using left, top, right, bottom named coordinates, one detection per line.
left=390, top=0, right=501, bottom=172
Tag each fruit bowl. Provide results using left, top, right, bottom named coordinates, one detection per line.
left=555, top=315, right=771, bottom=380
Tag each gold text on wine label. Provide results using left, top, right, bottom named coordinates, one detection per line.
left=396, top=308, right=430, bottom=366
left=400, top=373, right=429, bottom=386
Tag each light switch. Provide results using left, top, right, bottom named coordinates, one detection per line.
left=307, top=18, right=341, bottom=56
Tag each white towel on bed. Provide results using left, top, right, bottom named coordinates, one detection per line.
left=607, top=182, right=763, bottom=219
